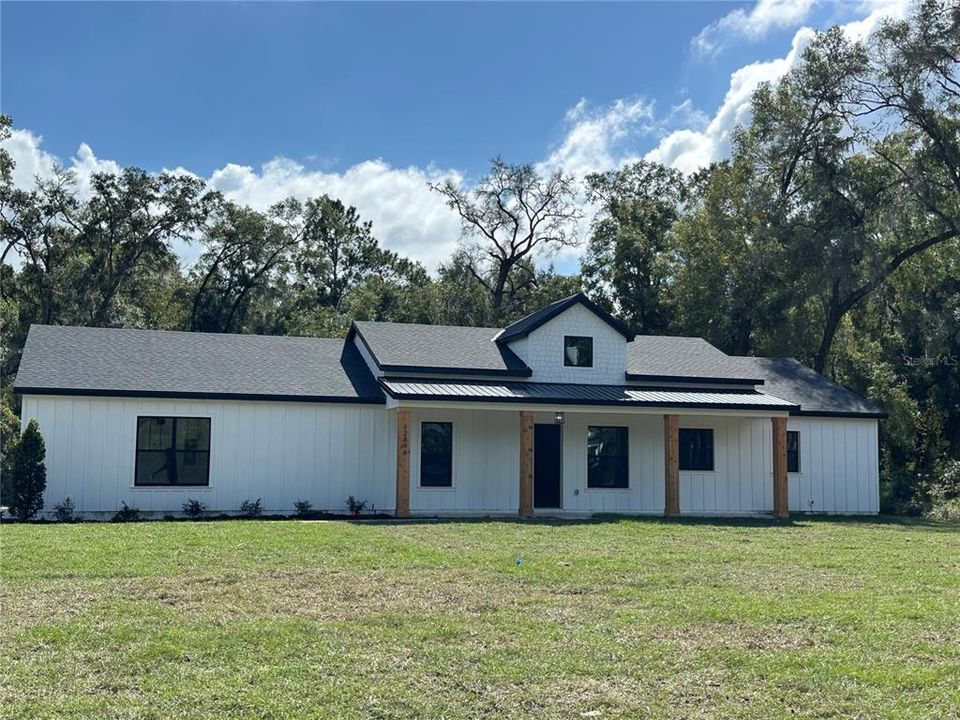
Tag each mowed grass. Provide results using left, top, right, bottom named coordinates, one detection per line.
left=1, top=517, right=958, bottom=719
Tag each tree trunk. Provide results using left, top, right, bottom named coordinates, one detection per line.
left=731, top=314, right=752, bottom=356
left=814, top=282, right=843, bottom=374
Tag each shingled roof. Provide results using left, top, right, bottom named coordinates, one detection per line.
left=495, top=292, right=635, bottom=343
left=14, top=325, right=384, bottom=403
left=13, top=323, right=884, bottom=417
left=731, top=357, right=886, bottom=418
left=626, top=335, right=764, bottom=383
left=349, top=321, right=531, bottom=377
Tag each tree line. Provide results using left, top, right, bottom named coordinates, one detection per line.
left=2, top=0, right=958, bottom=516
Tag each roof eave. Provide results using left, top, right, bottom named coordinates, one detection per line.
left=791, top=409, right=888, bottom=419
left=12, top=386, right=386, bottom=404
left=379, top=365, right=533, bottom=378
left=625, top=372, right=765, bottom=386
left=495, top=292, right=635, bottom=343
left=383, top=393, right=797, bottom=412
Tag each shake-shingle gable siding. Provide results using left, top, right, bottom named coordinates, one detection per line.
left=13, top=293, right=883, bottom=519
left=506, top=303, right=630, bottom=385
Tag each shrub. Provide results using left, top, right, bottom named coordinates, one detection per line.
left=927, top=460, right=960, bottom=521
left=111, top=502, right=141, bottom=523
left=239, top=498, right=263, bottom=517
left=928, top=497, right=960, bottom=522
left=182, top=498, right=207, bottom=519
left=5, top=419, right=47, bottom=520
left=293, top=499, right=313, bottom=516
left=53, top=497, right=75, bottom=522
left=346, top=495, right=367, bottom=517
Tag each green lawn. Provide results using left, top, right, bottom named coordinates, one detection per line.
left=1, top=517, right=958, bottom=719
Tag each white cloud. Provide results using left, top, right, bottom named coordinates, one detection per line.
left=0, top=0, right=915, bottom=272
left=209, top=157, right=463, bottom=270
left=649, top=28, right=814, bottom=173
left=2, top=129, right=463, bottom=271
left=840, top=0, right=911, bottom=41
left=538, top=97, right=655, bottom=178
left=650, top=0, right=912, bottom=175
left=5, top=129, right=58, bottom=189
left=693, top=0, right=818, bottom=57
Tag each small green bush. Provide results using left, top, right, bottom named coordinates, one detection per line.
left=239, top=498, right=262, bottom=517
left=293, top=499, right=313, bottom=516
left=927, top=460, right=960, bottom=521
left=111, top=502, right=141, bottom=523
left=53, top=497, right=75, bottom=522
left=182, top=498, right=207, bottom=519
left=6, top=419, right=47, bottom=521
left=346, top=495, right=367, bottom=517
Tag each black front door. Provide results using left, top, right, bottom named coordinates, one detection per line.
left=534, top=423, right=562, bottom=508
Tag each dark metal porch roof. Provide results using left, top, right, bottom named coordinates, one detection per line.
left=380, top=379, right=798, bottom=412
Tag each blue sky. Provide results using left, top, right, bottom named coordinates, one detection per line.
left=1, top=1, right=910, bottom=269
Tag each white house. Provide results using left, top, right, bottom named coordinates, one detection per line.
left=14, top=293, right=885, bottom=519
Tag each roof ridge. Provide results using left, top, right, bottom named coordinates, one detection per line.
left=29, top=324, right=345, bottom=343
left=495, top=292, right=634, bottom=343
left=354, top=320, right=504, bottom=332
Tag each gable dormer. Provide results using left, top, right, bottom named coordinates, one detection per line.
left=494, top=293, right=634, bottom=384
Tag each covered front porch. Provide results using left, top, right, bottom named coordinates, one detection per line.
left=389, top=399, right=793, bottom=519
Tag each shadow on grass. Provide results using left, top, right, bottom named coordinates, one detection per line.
left=357, top=513, right=960, bottom=532
left=7, top=512, right=956, bottom=533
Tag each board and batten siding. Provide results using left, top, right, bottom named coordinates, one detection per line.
left=20, top=396, right=879, bottom=518
left=784, top=416, right=879, bottom=514
left=534, top=411, right=878, bottom=514
left=21, top=395, right=396, bottom=517
left=407, top=407, right=520, bottom=514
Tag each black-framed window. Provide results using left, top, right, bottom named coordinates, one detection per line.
left=135, top=416, right=211, bottom=486
left=787, top=431, right=800, bottom=473
left=420, top=421, right=453, bottom=487
left=564, top=335, right=593, bottom=367
left=679, top=428, right=714, bottom=471
left=587, top=426, right=629, bottom=488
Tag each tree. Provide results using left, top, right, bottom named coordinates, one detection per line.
left=4, top=419, right=46, bottom=520
left=0, top=114, right=13, bottom=186
left=432, top=157, right=582, bottom=320
left=76, top=169, right=217, bottom=326
left=188, top=201, right=296, bottom=333
left=738, top=10, right=960, bottom=371
left=289, top=195, right=382, bottom=310
left=666, top=160, right=789, bottom=356
left=582, top=161, right=686, bottom=335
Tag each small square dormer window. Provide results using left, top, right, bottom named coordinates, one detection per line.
left=564, top=336, right=593, bottom=367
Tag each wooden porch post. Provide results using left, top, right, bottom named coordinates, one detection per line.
left=519, top=410, right=534, bottom=517
left=395, top=408, right=411, bottom=518
left=772, top=416, right=788, bottom=518
left=664, top=414, right=680, bottom=517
